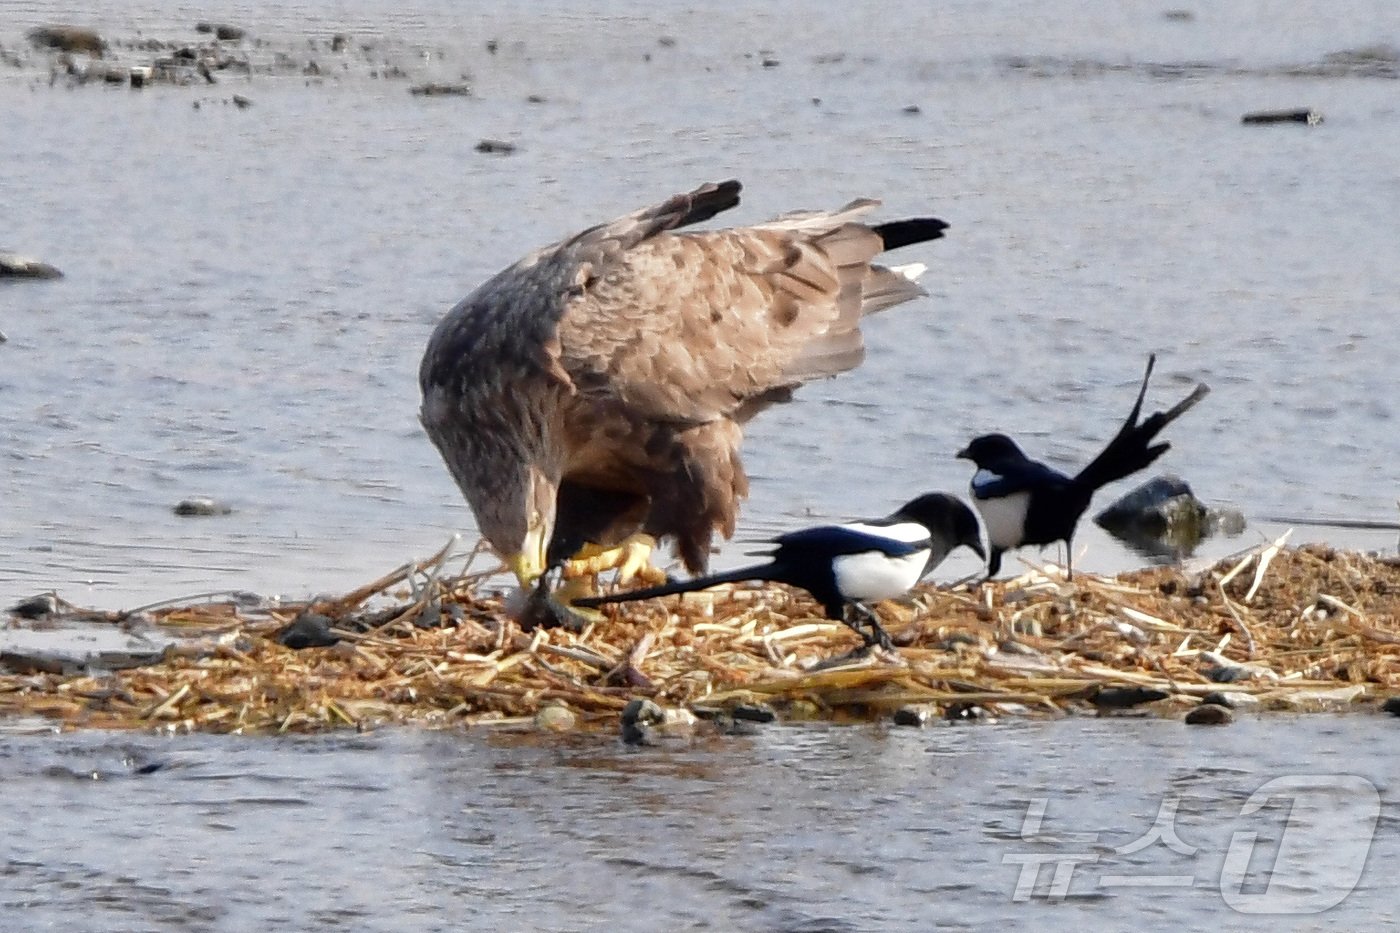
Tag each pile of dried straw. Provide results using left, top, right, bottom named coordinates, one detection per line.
left=3, top=535, right=1398, bottom=734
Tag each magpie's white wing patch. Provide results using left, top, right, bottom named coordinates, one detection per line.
left=832, top=549, right=930, bottom=601
left=839, top=520, right=930, bottom=547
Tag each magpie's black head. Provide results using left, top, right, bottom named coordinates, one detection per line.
left=892, top=492, right=987, bottom=561
left=957, top=433, right=1024, bottom=467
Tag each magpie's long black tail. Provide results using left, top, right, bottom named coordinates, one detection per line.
left=573, top=562, right=780, bottom=609
left=1072, top=354, right=1211, bottom=494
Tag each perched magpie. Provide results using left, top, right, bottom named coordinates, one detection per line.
left=574, top=492, right=985, bottom=649
left=957, top=354, right=1209, bottom=579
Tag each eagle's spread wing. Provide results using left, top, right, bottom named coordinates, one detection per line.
left=547, top=184, right=926, bottom=425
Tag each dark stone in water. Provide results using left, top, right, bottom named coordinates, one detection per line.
left=1089, top=685, right=1172, bottom=709
left=474, top=139, right=517, bottom=155
left=196, top=22, right=247, bottom=42
left=232, top=94, right=252, bottom=109
left=10, top=594, right=57, bottom=619
left=0, top=251, right=63, bottom=279
left=410, top=83, right=472, bottom=97
left=1200, top=691, right=1235, bottom=708
left=1381, top=696, right=1400, bottom=717
left=621, top=697, right=665, bottom=744
left=1241, top=108, right=1322, bottom=126
left=173, top=497, right=232, bottom=517
left=1184, top=703, right=1234, bottom=725
left=1094, top=474, right=1246, bottom=562
left=893, top=704, right=936, bottom=727
left=276, top=612, right=340, bottom=649
left=731, top=702, right=777, bottom=724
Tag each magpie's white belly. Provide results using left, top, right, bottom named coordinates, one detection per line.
left=976, top=491, right=1030, bottom=551
left=832, top=549, right=931, bottom=601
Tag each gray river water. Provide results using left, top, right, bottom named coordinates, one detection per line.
left=2, top=715, right=1395, bottom=931
left=3, top=2, right=1400, bottom=929
left=3, top=0, right=1399, bottom=610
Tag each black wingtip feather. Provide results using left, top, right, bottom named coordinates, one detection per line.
left=872, top=217, right=949, bottom=252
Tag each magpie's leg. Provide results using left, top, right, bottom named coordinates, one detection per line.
left=849, top=602, right=894, bottom=651
left=985, top=548, right=1004, bottom=581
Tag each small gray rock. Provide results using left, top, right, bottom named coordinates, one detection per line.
left=474, top=138, right=517, bottom=155
left=1185, top=704, right=1234, bottom=725
left=172, top=497, right=232, bottom=517
left=0, top=252, right=63, bottom=280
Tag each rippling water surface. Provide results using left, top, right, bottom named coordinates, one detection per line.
left=4, top=4, right=1400, bottom=928
left=2, top=716, right=1396, bottom=931
left=3, top=0, right=1398, bottom=608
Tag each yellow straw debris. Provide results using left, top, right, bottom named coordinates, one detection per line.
left=3, top=542, right=1400, bottom=734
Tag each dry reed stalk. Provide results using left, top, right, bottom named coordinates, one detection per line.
left=3, top=544, right=1400, bottom=733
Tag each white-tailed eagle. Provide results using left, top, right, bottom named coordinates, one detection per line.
left=419, top=180, right=947, bottom=596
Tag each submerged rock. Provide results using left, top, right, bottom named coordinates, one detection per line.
left=474, top=139, right=517, bottom=155
left=27, top=26, right=106, bottom=56
left=0, top=252, right=63, bottom=280
left=1241, top=108, right=1323, bottom=126
left=172, top=497, right=232, bottom=517
left=409, top=82, right=471, bottom=97
left=1095, top=474, right=1244, bottom=561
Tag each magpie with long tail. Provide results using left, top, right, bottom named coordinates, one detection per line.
left=574, top=493, right=985, bottom=649
left=957, top=354, right=1209, bottom=579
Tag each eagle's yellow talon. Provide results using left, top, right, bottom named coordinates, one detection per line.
left=563, top=533, right=660, bottom=584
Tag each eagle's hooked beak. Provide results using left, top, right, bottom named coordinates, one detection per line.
left=508, top=522, right=550, bottom=588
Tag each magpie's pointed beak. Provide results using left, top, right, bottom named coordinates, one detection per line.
left=956, top=445, right=972, bottom=461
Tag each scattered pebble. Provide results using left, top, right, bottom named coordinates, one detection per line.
left=1185, top=703, right=1234, bottom=725
left=195, top=23, right=247, bottom=42
left=173, top=497, right=232, bottom=517
left=232, top=94, right=252, bottom=108
left=902, top=104, right=921, bottom=115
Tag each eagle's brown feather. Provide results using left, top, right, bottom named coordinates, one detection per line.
left=420, top=180, right=945, bottom=576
